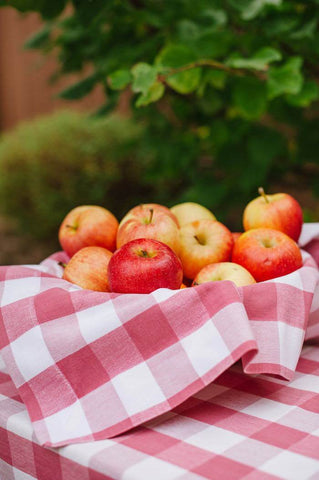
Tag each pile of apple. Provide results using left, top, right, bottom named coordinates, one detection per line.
left=58, top=188, right=304, bottom=294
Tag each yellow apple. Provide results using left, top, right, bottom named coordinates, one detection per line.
left=193, top=262, right=256, bottom=287
left=179, top=219, right=233, bottom=279
left=170, top=202, right=216, bottom=227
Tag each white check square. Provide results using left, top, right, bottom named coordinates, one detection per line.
left=1, top=277, right=41, bottom=307
left=241, top=398, right=294, bottom=422
left=10, top=326, right=54, bottom=382
left=181, top=321, right=229, bottom=376
left=261, top=450, right=319, bottom=480
left=122, top=457, right=187, bottom=480
left=112, top=363, right=166, bottom=416
left=77, top=301, right=122, bottom=344
left=187, top=425, right=245, bottom=454
left=278, top=322, right=305, bottom=371
left=45, top=400, right=91, bottom=445
left=13, top=467, right=36, bottom=480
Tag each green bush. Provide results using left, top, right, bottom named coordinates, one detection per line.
left=2, top=1, right=319, bottom=239
left=0, top=111, right=159, bottom=241
left=2, top=0, right=318, bottom=224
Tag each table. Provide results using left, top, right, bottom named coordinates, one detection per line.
left=1, top=344, right=319, bottom=480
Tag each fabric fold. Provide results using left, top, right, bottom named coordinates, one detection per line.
left=0, top=223, right=319, bottom=447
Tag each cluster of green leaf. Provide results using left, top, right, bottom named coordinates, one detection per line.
left=2, top=0, right=319, bottom=228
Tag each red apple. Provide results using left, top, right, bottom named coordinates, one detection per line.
left=192, top=262, right=256, bottom=287
left=232, top=232, right=242, bottom=244
left=232, top=228, right=303, bottom=282
left=179, top=219, right=234, bottom=280
left=117, top=206, right=180, bottom=256
left=108, top=238, right=183, bottom=294
left=243, top=187, right=303, bottom=242
left=119, top=203, right=179, bottom=227
left=62, top=246, right=113, bottom=291
left=170, top=202, right=216, bottom=227
left=59, top=205, right=119, bottom=257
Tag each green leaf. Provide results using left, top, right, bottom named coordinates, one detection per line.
left=58, top=75, right=97, bottom=100
left=156, top=45, right=201, bottom=94
left=227, top=47, right=282, bottom=71
left=205, top=70, right=227, bottom=89
left=131, top=63, right=157, bottom=96
left=24, top=25, right=51, bottom=49
left=72, top=0, right=105, bottom=22
left=108, top=70, right=132, bottom=91
left=268, top=57, right=303, bottom=99
left=290, top=19, right=317, bottom=40
left=135, top=82, right=165, bottom=107
left=156, top=45, right=196, bottom=70
left=287, top=81, right=319, bottom=107
left=177, top=20, right=200, bottom=44
left=264, top=15, right=298, bottom=36
left=193, top=31, right=233, bottom=59
left=233, top=77, right=268, bottom=119
left=228, top=0, right=282, bottom=20
left=3, top=0, right=66, bottom=18
left=199, top=8, right=228, bottom=28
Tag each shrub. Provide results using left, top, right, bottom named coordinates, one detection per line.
left=0, top=111, right=157, bottom=241
left=3, top=0, right=318, bottom=221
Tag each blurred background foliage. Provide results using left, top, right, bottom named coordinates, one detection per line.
left=1, top=0, right=319, bottom=262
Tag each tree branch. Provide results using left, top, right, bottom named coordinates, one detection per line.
left=158, top=59, right=267, bottom=82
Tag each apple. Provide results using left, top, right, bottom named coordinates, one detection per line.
left=179, top=219, right=234, bottom=280
left=170, top=202, right=216, bottom=228
left=192, top=262, right=256, bottom=287
left=119, top=203, right=179, bottom=227
left=117, top=206, right=180, bottom=256
left=232, top=228, right=303, bottom=282
left=243, top=187, right=303, bottom=242
left=232, top=232, right=242, bottom=244
left=62, top=246, right=113, bottom=291
left=59, top=205, right=119, bottom=257
left=108, top=238, right=183, bottom=294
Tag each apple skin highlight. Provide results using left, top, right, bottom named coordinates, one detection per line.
left=179, top=219, right=233, bottom=280
left=243, top=189, right=303, bottom=242
left=59, top=205, right=119, bottom=257
left=108, top=238, right=183, bottom=294
left=117, top=207, right=180, bottom=256
left=232, top=228, right=302, bottom=282
left=63, top=246, right=113, bottom=292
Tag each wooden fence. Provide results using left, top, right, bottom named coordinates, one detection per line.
left=0, top=7, right=104, bottom=131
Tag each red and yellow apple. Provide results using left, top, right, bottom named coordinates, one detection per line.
left=232, top=227, right=303, bottom=282
left=170, top=202, right=216, bottom=227
left=117, top=205, right=180, bottom=256
left=62, top=246, right=113, bottom=291
left=108, top=238, right=183, bottom=294
left=179, top=219, right=234, bottom=280
left=243, top=187, right=303, bottom=242
left=59, top=205, right=118, bottom=257
left=192, top=262, right=256, bottom=287
left=232, top=232, right=242, bottom=244
left=119, top=203, right=179, bottom=227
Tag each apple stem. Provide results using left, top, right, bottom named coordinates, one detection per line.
left=258, top=187, right=269, bottom=204
left=141, top=250, right=149, bottom=258
left=148, top=208, right=154, bottom=224
left=58, top=261, right=67, bottom=268
left=65, top=224, right=77, bottom=230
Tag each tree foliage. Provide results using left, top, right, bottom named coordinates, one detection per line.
left=2, top=0, right=319, bottom=226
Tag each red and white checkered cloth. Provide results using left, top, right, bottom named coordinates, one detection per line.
left=0, top=224, right=319, bottom=448
left=1, top=345, right=319, bottom=480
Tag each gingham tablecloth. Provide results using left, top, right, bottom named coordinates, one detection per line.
left=1, top=223, right=319, bottom=479
left=1, top=345, right=319, bottom=480
left=1, top=224, right=319, bottom=451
